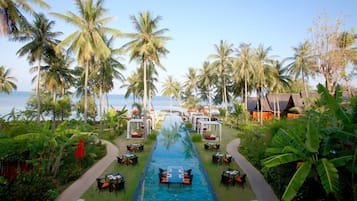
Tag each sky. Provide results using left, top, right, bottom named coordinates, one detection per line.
left=1, top=0, right=357, bottom=94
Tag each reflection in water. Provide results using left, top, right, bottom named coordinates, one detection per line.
left=160, top=124, right=181, bottom=149
left=134, top=115, right=217, bottom=201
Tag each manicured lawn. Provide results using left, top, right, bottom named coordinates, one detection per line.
left=81, top=126, right=256, bottom=201
left=194, top=126, right=256, bottom=201
left=81, top=135, right=155, bottom=201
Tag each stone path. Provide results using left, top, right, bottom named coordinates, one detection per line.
left=55, top=140, right=118, bottom=201
left=226, top=138, right=279, bottom=201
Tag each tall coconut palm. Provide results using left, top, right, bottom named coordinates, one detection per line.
left=287, top=41, right=316, bottom=98
left=337, top=31, right=357, bottom=97
left=162, top=75, right=180, bottom=114
left=40, top=53, right=74, bottom=126
left=197, top=61, right=215, bottom=119
left=91, top=36, right=125, bottom=133
left=233, top=43, right=255, bottom=111
left=0, top=0, right=49, bottom=36
left=269, top=59, right=291, bottom=118
left=52, top=0, right=120, bottom=122
left=0, top=65, right=17, bottom=94
left=123, top=11, right=171, bottom=139
left=254, top=44, right=274, bottom=125
left=15, top=13, right=61, bottom=124
left=122, top=71, right=142, bottom=103
left=208, top=40, right=234, bottom=121
left=183, top=67, right=198, bottom=96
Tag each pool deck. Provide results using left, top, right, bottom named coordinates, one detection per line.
left=56, top=137, right=279, bottom=201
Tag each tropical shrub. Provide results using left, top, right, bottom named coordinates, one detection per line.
left=261, top=84, right=357, bottom=201
left=191, top=133, right=202, bottom=142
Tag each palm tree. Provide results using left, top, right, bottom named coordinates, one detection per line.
left=0, top=0, right=49, bottom=36
left=40, top=53, right=74, bottom=125
left=162, top=75, right=180, bottom=114
left=208, top=40, right=234, bottom=121
left=0, top=65, right=17, bottom=94
left=91, top=36, right=125, bottom=133
left=337, top=31, right=357, bottom=97
left=197, top=61, right=215, bottom=119
left=254, top=44, right=274, bottom=125
left=287, top=41, right=316, bottom=98
left=183, top=67, right=198, bottom=96
left=123, top=11, right=171, bottom=139
left=233, top=43, right=255, bottom=111
left=15, top=13, right=61, bottom=124
left=122, top=71, right=142, bottom=103
left=52, top=0, right=120, bottom=122
left=269, top=59, right=291, bottom=118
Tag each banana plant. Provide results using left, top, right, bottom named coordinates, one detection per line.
left=262, top=84, right=356, bottom=201
left=14, top=121, right=83, bottom=177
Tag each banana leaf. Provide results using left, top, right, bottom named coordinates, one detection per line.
left=317, top=158, right=339, bottom=193
left=262, top=153, right=301, bottom=168
left=282, top=160, right=312, bottom=201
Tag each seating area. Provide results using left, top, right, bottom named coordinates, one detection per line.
left=204, top=142, right=220, bottom=151
left=96, top=173, right=125, bottom=192
left=159, top=166, right=193, bottom=186
left=220, top=168, right=246, bottom=187
left=212, top=152, right=232, bottom=165
left=126, top=143, right=144, bottom=152
left=117, top=153, right=138, bottom=165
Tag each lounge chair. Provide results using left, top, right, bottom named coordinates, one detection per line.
left=96, top=178, right=110, bottom=191
left=220, top=174, right=232, bottom=185
left=234, top=174, right=247, bottom=187
left=117, top=156, right=126, bottom=165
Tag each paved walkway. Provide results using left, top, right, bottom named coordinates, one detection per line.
left=226, top=138, right=279, bottom=201
left=55, top=140, right=118, bottom=201
left=56, top=137, right=278, bottom=201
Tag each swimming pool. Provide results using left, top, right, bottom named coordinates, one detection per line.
left=133, top=115, right=217, bottom=201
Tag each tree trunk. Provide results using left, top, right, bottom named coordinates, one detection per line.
left=99, top=80, right=103, bottom=135
left=143, top=58, right=148, bottom=142
left=223, top=77, right=228, bottom=122
left=36, top=60, right=41, bottom=124
left=52, top=91, right=56, bottom=129
left=51, top=145, right=65, bottom=178
left=84, top=61, right=89, bottom=123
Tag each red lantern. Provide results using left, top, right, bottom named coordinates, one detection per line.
left=75, top=138, right=85, bottom=159
left=132, top=108, right=139, bottom=114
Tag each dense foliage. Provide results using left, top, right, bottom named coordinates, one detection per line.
left=0, top=120, right=106, bottom=201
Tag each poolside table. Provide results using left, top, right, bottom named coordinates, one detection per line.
left=204, top=142, right=220, bottom=151
left=105, top=173, right=125, bottom=191
left=166, top=166, right=184, bottom=186
left=127, top=143, right=144, bottom=152
left=122, top=153, right=138, bottom=165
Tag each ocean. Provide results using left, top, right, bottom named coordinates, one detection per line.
left=0, top=91, right=184, bottom=118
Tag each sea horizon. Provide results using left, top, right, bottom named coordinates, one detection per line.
left=0, top=91, right=184, bottom=118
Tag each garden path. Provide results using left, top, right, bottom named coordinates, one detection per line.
left=55, top=140, right=118, bottom=201
left=226, top=138, right=279, bottom=201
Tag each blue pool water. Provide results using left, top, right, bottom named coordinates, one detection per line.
left=134, top=115, right=217, bottom=201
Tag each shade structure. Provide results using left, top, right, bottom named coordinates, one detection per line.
left=75, top=138, right=85, bottom=159
left=198, top=120, right=222, bottom=141
left=127, top=118, right=151, bottom=139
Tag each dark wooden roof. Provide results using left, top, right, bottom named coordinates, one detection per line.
left=266, top=93, right=291, bottom=112
left=246, top=96, right=272, bottom=112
